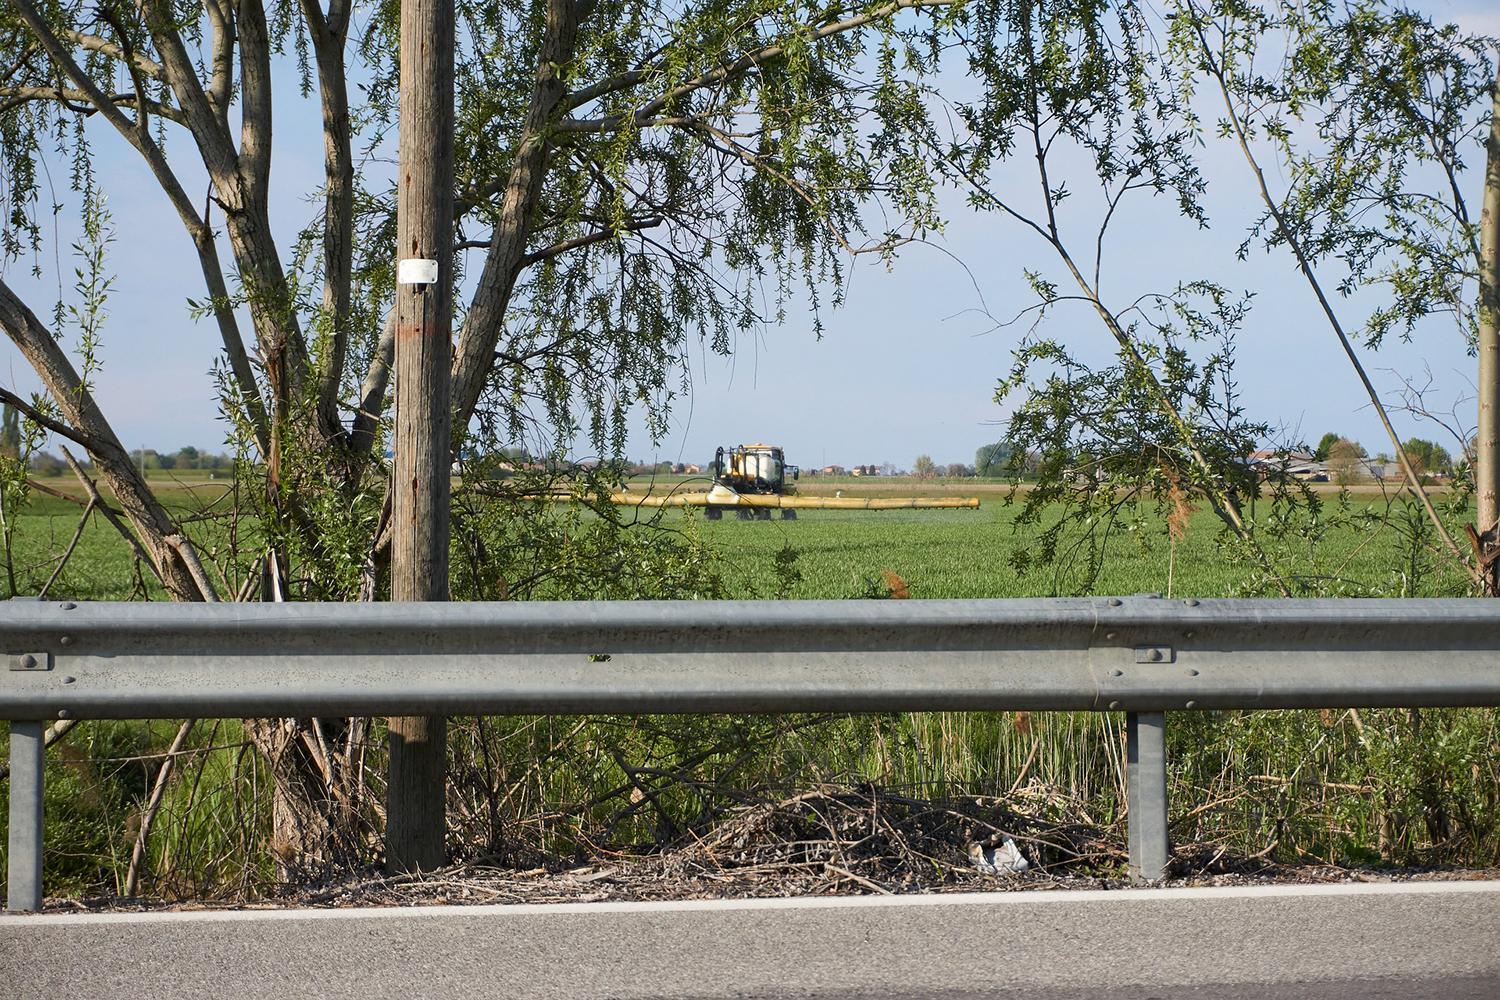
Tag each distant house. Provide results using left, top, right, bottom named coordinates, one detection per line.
left=1246, top=448, right=1314, bottom=465
left=683, top=463, right=702, bottom=475
left=820, top=465, right=846, bottom=476
left=1285, top=460, right=1329, bottom=482
left=1245, top=449, right=1326, bottom=481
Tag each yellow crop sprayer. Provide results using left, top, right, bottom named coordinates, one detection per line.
left=609, top=444, right=981, bottom=520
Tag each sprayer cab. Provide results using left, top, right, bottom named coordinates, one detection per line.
left=711, top=444, right=800, bottom=495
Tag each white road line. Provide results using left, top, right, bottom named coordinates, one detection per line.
left=5, top=877, right=1497, bottom=926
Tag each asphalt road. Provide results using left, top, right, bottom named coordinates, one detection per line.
left=3, top=882, right=1497, bottom=999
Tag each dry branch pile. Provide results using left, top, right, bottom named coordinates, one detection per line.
left=41, top=782, right=1496, bottom=913
left=96, top=784, right=1485, bottom=911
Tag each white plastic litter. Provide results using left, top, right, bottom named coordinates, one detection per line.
left=969, top=837, right=1030, bottom=874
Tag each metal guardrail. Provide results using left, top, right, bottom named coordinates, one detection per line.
left=5, top=596, right=1500, bottom=910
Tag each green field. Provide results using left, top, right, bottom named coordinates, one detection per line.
left=4, top=498, right=1472, bottom=604
left=5, top=468, right=1470, bottom=603
left=654, top=492, right=1468, bottom=600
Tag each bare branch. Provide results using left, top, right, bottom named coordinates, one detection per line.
left=58, top=445, right=164, bottom=588
left=236, top=0, right=274, bottom=193
left=203, top=0, right=235, bottom=129
left=0, top=85, right=185, bottom=123
left=562, top=0, right=955, bottom=123
left=0, top=386, right=99, bottom=451
left=58, top=29, right=163, bottom=79
left=514, top=215, right=664, bottom=266
left=37, top=498, right=96, bottom=599
left=165, top=534, right=222, bottom=602
left=350, top=312, right=396, bottom=461
left=136, top=0, right=239, bottom=176
left=124, top=720, right=195, bottom=897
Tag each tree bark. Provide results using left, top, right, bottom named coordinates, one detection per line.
left=385, top=0, right=454, bottom=874
left=448, top=0, right=578, bottom=430
left=301, top=0, right=356, bottom=443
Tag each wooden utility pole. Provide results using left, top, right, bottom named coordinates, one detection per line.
left=386, top=0, right=454, bottom=872
left=1475, top=72, right=1500, bottom=594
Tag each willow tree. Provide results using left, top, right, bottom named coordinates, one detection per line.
left=931, top=0, right=1496, bottom=595
left=1165, top=0, right=1497, bottom=590
left=921, top=0, right=1296, bottom=594
left=0, top=0, right=957, bottom=867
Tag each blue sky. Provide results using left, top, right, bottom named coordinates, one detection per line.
left=1, top=0, right=1495, bottom=471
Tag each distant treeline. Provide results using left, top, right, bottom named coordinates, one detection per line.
left=22, top=446, right=236, bottom=476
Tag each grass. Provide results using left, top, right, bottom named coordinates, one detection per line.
left=4, top=498, right=1465, bottom=604
left=676, top=500, right=1471, bottom=600
left=7, top=470, right=1465, bottom=602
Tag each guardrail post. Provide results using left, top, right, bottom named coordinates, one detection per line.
left=7, top=720, right=44, bottom=911
left=1126, top=711, right=1169, bottom=883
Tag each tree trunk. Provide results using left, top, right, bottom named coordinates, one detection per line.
left=248, top=716, right=370, bottom=879
left=448, top=0, right=578, bottom=429
left=0, top=279, right=204, bottom=601
left=385, top=0, right=454, bottom=874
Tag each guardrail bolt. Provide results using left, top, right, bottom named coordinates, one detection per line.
left=1108, top=598, right=1122, bottom=607
left=1184, top=599, right=1200, bottom=607
left=59, top=602, right=76, bottom=610
left=1110, top=669, right=1124, bottom=677
left=58, top=636, right=72, bottom=646
left=8, top=652, right=52, bottom=672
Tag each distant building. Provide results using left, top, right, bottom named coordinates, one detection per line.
left=1246, top=449, right=1326, bottom=481
left=1246, top=448, right=1314, bottom=465
left=820, top=465, right=846, bottom=476
left=1285, top=460, right=1329, bottom=482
